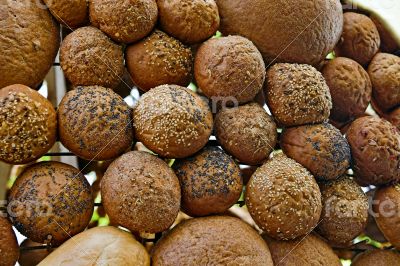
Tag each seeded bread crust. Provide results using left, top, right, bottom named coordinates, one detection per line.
left=43, top=0, right=88, bottom=28
left=0, top=217, right=19, bottom=266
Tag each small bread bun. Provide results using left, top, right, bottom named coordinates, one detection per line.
left=246, top=153, right=322, bottom=240
left=19, top=239, right=53, bottom=266
left=346, top=116, right=400, bottom=185
left=58, top=86, right=133, bottom=161
left=281, top=123, right=351, bottom=180
left=317, top=176, right=368, bottom=245
left=352, top=249, right=400, bottom=266
left=157, top=0, right=219, bottom=44
left=133, top=85, right=213, bottom=158
left=174, top=146, right=242, bottom=216
left=322, top=57, right=372, bottom=122
left=8, top=161, right=94, bottom=246
left=214, top=103, right=277, bottom=165
left=38, top=226, right=150, bottom=266
left=335, top=12, right=380, bottom=66
left=152, top=216, right=274, bottom=265
left=43, top=0, right=88, bottom=28
left=101, top=151, right=181, bottom=233
left=194, top=35, right=265, bottom=104
left=89, top=0, right=157, bottom=43
left=0, top=216, right=19, bottom=266
left=60, top=26, right=124, bottom=88
left=371, top=16, right=399, bottom=53
left=265, top=63, right=332, bottom=127
left=0, top=84, right=57, bottom=164
left=126, top=30, right=193, bottom=91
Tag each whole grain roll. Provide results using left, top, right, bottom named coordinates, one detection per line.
left=368, top=53, right=400, bottom=112
left=58, top=86, right=133, bottom=161
left=214, top=103, right=277, bottom=165
left=152, top=216, right=274, bottom=266
left=157, top=0, right=219, bottom=44
left=0, top=84, right=57, bottom=165
left=89, top=0, right=157, bottom=43
left=352, top=249, right=400, bottom=266
left=194, top=35, right=265, bottom=104
left=133, top=85, right=213, bottom=158
left=0, top=216, right=19, bottom=266
left=174, top=146, right=242, bottom=217
left=101, top=151, right=181, bottom=233
left=371, top=15, right=399, bottom=54
left=0, top=0, right=60, bottom=89
left=335, top=12, right=380, bottom=66
left=216, top=0, right=343, bottom=66
left=126, top=30, right=193, bottom=92
left=346, top=116, right=400, bottom=185
left=317, top=176, right=368, bottom=245
left=281, top=123, right=351, bottom=180
left=246, top=153, right=322, bottom=240
left=8, top=161, right=94, bottom=246
left=265, top=63, right=332, bottom=127
left=60, top=26, right=124, bottom=88
left=43, top=0, right=88, bottom=28
left=322, top=57, right=372, bottom=122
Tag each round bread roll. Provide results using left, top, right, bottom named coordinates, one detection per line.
left=0, top=84, right=57, bottom=164
left=157, top=0, right=219, bottom=44
left=371, top=15, right=399, bottom=54
left=8, top=161, right=94, bottom=246
left=126, top=30, right=193, bottom=91
left=19, top=239, right=53, bottom=266
left=174, top=146, right=242, bottom=216
left=281, top=123, right=351, bottom=180
left=194, top=35, right=265, bottom=104
left=246, top=153, right=322, bottom=240
left=38, top=226, right=150, bottom=266
left=60, top=26, right=124, bottom=88
left=216, top=0, right=343, bottom=66
left=133, top=85, right=213, bottom=158
left=152, top=216, right=274, bottom=265
left=368, top=53, right=400, bottom=112
left=101, top=151, right=181, bottom=233
left=352, top=250, right=400, bottom=266
left=264, top=233, right=341, bottom=266
left=214, top=103, right=277, bottom=165
left=89, top=0, right=157, bottom=43
left=0, top=216, right=19, bottom=266
left=58, top=86, right=133, bottom=161
left=373, top=184, right=400, bottom=250
left=346, top=116, right=400, bottom=185
left=265, top=63, right=332, bottom=127
left=43, top=0, right=88, bottom=28
left=0, top=0, right=60, bottom=89
left=335, top=12, right=380, bottom=66
left=317, top=176, right=368, bottom=245
left=322, top=57, right=372, bottom=122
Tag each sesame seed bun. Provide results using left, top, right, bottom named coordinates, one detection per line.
left=246, top=153, right=322, bottom=240
left=152, top=216, right=274, bottom=265
left=133, top=85, right=213, bottom=158
left=0, top=84, right=57, bottom=165
left=43, top=0, right=88, bottom=28
left=352, top=249, right=400, bottom=266
left=0, top=216, right=19, bottom=266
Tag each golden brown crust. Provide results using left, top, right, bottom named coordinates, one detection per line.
left=157, top=0, right=219, bottom=44
left=0, top=84, right=57, bottom=164
left=265, top=63, right=332, bottom=127
left=58, top=86, right=133, bottom=161
left=352, top=249, right=400, bottom=266
left=0, top=0, right=60, bottom=89
left=101, top=151, right=181, bottom=233
left=322, top=57, right=372, bottom=122
left=0, top=216, right=19, bottom=266
left=346, top=116, right=400, bottom=185
left=216, top=0, right=343, bottom=66
left=246, top=153, right=322, bottom=240
left=174, top=146, right=242, bottom=216
left=8, top=161, right=94, bottom=246
left=214, top=103, right=277, bottom=165
left=60, top=26, right=124, bottom=88
left=133, top=85, right=213, bottom=158
left=89, top=0, right=157, bottom=43
left=335, top=12, right=380, bottom=66
left=152, top=216, right=274, bottom=266
left=194, top=35, right=265, bottom=104
left=43, top=0, right=88, bottom=28
left=371, top=15, right=399, bottom=54
left=281, top=123, right=351, bottom=180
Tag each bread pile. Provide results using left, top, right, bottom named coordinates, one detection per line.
left=1, top=0, right=400, bottom=265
